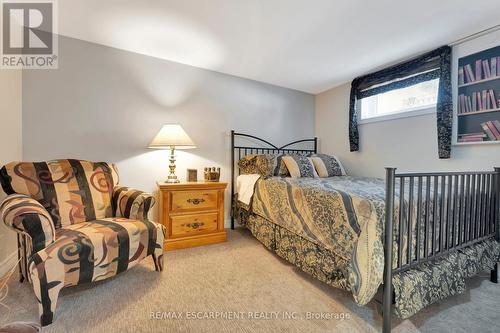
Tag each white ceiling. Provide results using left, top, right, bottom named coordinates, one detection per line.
left=58, top=0, right=500, bottom=94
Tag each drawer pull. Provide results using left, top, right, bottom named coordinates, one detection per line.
left=187, top=198, right=205, bottom=205
left=186, top=222, right=205, bottom=229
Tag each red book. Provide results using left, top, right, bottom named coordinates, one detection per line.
left=482, top=60, right=491, bottom=78
left=493, top=120, right=500, bottom=134
left=465, top=64, right=475, bottom=82
left=481, top=122, right=496, bottom=140
left=477, top=92, right=483, bottom=110
left=475, top=60, right=482, bottom=81
left=459, top=137, right=484, bottom=142
left=486, top=121, right=500, bottom=140
left=490, top=90, right=498, bottom=109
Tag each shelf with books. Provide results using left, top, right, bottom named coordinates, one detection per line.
left=458, top=75, right=500, bottom=88
left=458, top=52, right=499, bottom=86
left=457, top=107, right=500, bottom=116
left=457, top=120, right=500, bottom=143
left=455, top=44, right=500, bottom=145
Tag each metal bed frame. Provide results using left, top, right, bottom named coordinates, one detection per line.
left=230, top=130, right=499, bottom=333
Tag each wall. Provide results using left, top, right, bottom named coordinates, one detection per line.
left=22, top=36, right=315, bottom=224
left=0, top=70, right=22, bottom=276
left=315, top=30, right=500, bottom=178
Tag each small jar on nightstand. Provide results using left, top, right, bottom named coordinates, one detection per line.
left=158, top=182, right=227, bottom=251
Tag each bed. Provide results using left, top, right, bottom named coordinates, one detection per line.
left=230, top=131, right=500, bottom=333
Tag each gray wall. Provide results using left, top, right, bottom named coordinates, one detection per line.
left=22, top=36, right=314, bottom=223
left=316, top=82, right=500, bottom=178
left=315, top=31, right=500, bottom=178
left=0, top=69, right=22, bottom=274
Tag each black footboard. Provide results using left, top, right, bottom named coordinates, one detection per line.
left=382, top=167, right=500, bottom=333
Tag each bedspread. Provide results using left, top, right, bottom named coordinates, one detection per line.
left=251, top=176, right=388, bottom=305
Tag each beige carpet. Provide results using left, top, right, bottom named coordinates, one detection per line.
left=1, top=228, right=499, bottom=333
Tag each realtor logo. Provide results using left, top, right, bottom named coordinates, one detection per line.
left=1, top=0, right=58, bottom=69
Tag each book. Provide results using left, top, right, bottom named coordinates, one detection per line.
left=498, top=57, right=500, bottom=76
left=475, top=60, right=482, bottom=81
left=472, top=93, right=477, bottom=112
left=485, top=121, right=500, bottom=140
left=482, top=59, right=491, bottom=78
left=459, top=132, right=486, bottom=139
left=458, top=134, right=485, bottom=142
left=493, top=120, right=500, bottom=133
left=481, top=122, right=497, bottom=141
left=489, top=90, right=498, bottom=109
left=459, top=94, right=465, bottom=113
left=476, top=92, right=481, bottom=110
left=464, top=64, right=475, bottom=82
left=458, top=66, right=464, bottom=85
left=492, top=57, right=497, bottom=77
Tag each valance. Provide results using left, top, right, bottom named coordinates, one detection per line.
left=349, top=46, right=452, bottom=159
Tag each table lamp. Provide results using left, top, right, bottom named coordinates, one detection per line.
left=148, top=124, right=196, bottom=183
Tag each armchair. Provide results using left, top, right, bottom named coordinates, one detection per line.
left=0, top=159, right=165, bottom=326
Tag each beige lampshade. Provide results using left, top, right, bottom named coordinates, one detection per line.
left=148, top=124, right=196, bottom=149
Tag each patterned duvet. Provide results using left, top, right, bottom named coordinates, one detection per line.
left=242, top=176, right=499, bottom=317
left=251, top=176, right=387, bottom=305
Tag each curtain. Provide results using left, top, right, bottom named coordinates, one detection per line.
left=348, top=46, right=452, bottom=159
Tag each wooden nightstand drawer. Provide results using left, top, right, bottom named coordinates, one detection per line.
left=159, top=182, right=227, bottom=251
left=170, top=213, right=218, bottom=237
left=171, top=190, right=218, bottom=212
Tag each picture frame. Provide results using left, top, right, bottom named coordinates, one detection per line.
left=187, top=169, right=197, bottom=182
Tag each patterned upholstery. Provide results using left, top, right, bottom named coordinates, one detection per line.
left=112, top=186, right=156, bottom=221
left=0, top=194, right=56, bottom=253
left=0, top=160, right=119, bottom=228
left=0, top=160, right=165, bottom=326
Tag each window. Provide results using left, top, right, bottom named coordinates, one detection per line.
left=360, top=78, right=439, bottom=122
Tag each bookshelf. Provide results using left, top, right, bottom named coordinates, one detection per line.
left=458, top=75, right=500, bottom=88
left=457, top=108, right=500, bottom=117
left=456, top=44, right=500, bottom=144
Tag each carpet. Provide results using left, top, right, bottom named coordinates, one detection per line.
left=1, top=228, right=499, bottom=332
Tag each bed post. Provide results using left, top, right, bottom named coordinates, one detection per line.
left=231, top=130, right=235, bottom=230
left=313, top=137, right=318, bottom=154
left=383, top=167, right=396, bottom=333
left=492, top=167, right=500, bottom=283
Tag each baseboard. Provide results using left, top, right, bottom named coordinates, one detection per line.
left=0, top=251, right=17, bottom=279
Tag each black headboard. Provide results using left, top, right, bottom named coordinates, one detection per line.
left=230, top=130, right=317, bottom=229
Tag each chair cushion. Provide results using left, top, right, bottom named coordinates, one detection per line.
left=0, top=160, right=119, bottom=229
left=29, top=217, right=164, bottom=287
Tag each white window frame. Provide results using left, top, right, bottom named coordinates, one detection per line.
left=357, top=103, right=436, bottom=125
left=357, top=77, right=439, bottom=125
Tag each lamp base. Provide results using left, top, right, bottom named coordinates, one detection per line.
left=165, top=176, right=180, bottom=184
left=165, top=146, right=180, bottom=183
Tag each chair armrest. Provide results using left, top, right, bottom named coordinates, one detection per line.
left=112, top=186, right=156, bottom=221
left=0, top=194, right=56, bottom=252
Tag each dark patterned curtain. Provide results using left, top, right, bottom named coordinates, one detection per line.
left=348, top=46, right=452, bottom=159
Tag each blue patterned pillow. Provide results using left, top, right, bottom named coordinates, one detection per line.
left=310, top=154, right=346, bottom=177
left=282, top=155, right=318, bottom=178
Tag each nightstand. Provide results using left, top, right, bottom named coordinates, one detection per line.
left=158, top=182, right=227, bottom=251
